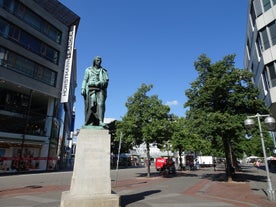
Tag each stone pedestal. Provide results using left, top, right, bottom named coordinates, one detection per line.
left=60, top=129, right=120, bottom=207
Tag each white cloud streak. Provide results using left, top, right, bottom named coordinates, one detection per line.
left=166, top=100, right=178, bottom=107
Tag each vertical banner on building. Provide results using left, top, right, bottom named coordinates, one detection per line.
left=61, top=25, right=76, bottom=103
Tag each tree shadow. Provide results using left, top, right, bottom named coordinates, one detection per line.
left=135, top=171, right=198, bottom=178
left=120, top=190, right=161, bottom=206
left=136, top=172, right=161, bottom=177
left=232, top=172, right=267, bottom=183
left=201, top=166, right=267, bottom=183
left=176, top=172, right=199, bottom=177
left=201, top=173, right=227, bottom=182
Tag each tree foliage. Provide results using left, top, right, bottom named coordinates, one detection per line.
left=184, top=54, right=270, bottom=180
left=170, top=116, right=212, bottom=169
left=116, top=83, right=171, bottom=177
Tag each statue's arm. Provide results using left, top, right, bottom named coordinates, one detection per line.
left=99, top=69, right=109, bottom=88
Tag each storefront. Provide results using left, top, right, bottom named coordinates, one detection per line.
left=0, top=140, right=55, bottom=173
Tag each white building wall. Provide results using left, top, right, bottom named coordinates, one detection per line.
left=244, top=1, right=276, bottom=117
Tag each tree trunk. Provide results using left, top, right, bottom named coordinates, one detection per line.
left=146, top=142, right=151, bottom=177
left=223, top=138, right=233, bottom=182
left=179, top=149, right=183, bottom=170
left=232, top=152, right=240, bottom=171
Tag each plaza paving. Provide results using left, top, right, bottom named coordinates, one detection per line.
left=0, top=164, right=276, bottom=207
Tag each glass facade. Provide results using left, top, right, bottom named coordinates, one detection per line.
left=256, top=21, right=276, bottom=52
left=260, top=27, right=270, bottom=50
left=263, top=0, right=272, bottom=11
left=0, top=85, right=65, bottom=172
left=0, top=0, right=62, bottom=44
left=0, top=17, right=59, bottom=64
left=247, top=1, right=276, bottom=92
left=270, top=21, right=276, bottom=45
left=0, top=0, right=79, bottom=173
left=0, top=46, right=57, bottom=86
left=267, top=62, right=276, bottom=87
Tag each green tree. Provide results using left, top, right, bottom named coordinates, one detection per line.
left=240, top=128, right=275, bottom=158
left=116, top=83, right=171, bottom=177
left=170, top=116, right=212, bottom=169
left=184, top=54, right=269, bottom=181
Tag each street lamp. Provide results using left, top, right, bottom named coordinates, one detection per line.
left=244, top=113, right=276, bottom=201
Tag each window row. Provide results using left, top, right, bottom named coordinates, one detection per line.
left=250, top=0, right=276, bottom=26
left=262, top=0, right=276, bottom=12
left=260, top=60, right=276, bottom=99
left=0, top=46, right=57, bottom=87
left=0, top=17, right=59, bottom=65
left=257, top=20, right=276, bottom=51
left=246, top=20, right=276, bottom=67
left=0, top=0, right=62, bottom=44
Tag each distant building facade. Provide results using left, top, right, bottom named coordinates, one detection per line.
left=244, top=0, right=276, bottom=117
left=0, top=0, right=80, bottom=172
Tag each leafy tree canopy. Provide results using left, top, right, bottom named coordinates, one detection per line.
left=116, top=83, right=171, bottom=145
left=184, top=54, right=271, bottom=179
left=116, top=83, right=172, bottom=176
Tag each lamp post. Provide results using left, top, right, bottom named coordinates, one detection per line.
left=244, top=113, right=276, bottom=201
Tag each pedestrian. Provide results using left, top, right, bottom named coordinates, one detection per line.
left=213, top=160, right=216, bottom=171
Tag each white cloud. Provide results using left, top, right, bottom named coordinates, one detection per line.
left=166, top=100, right=178, bottom=107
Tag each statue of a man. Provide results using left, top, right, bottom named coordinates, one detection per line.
left=81, top=56, right=109, bottom=126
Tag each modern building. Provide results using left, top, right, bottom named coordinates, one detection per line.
left=0, top=0, right=80, bottom=173
left=244, top=0, right=276, bottom=117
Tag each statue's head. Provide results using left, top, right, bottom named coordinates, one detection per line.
left=93, top=56, right=102, bottom=66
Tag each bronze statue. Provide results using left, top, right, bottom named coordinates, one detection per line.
left=81, top=56, right=109, bottom=126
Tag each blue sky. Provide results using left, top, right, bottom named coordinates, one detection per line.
left=59, top=0, right=248, bottom=130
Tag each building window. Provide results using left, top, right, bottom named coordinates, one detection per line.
left=269, top=21, right=276, bottom=45
left=259, top=74, right=268, bottom=98
left=262, top=74, right=269, bottom=94
left=24, top=8, right=41, bottom=30
left=10, top=25, right=20, bottom=41
left=0, top=0, right=16, bottom=12
left=0, top=46, right=57, bottom=87
left=263, top=66, right=271, bottom=88
left=250, top=1, right=257, bottom=25
left=35, top=65, right=56, bottom=87
left=0, top=17, right=9, bottom=37
left=0, top=0, right=62, bottom=44
left=267, top=62, right=276, bottom=87
left=251, top=63, right=255, bottom=73
left=260, top=27, right=270, bottom=50
left=255, top=37, right=262, bottom=58
left=262, top=0, right=272, bottom=11
left=0, top=17, right=59, bottom=64
left=257, top=21, right=276, bottom=51
left=254, top=0, right=263, bottom=17
left=43, top=23, right=61, bottom=44
left=247, top=38, right=252, bottom=52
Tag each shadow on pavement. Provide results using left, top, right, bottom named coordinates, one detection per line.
left=177, top=171, right=198, bottom=177
left=201, top=173, right=226, bottom=181
left=201, top=165, right=267, bottom=183
left=136, top=170, right=199, bottom=178
left=120, top=190, right=161, bottom=207
left=135, top=172, right=160, bottom=177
